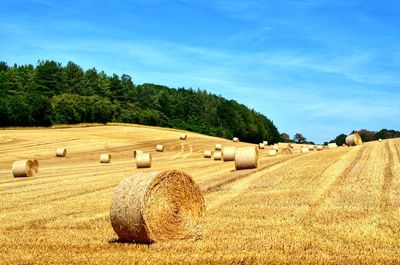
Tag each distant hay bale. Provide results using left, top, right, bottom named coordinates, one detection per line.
left=156, top=144, right=164, bottom=152
left=203, top=150, right=212, bottom=158
left=272, top=144, right=279, bottom=151
left=328, top=143, right=338, bottom=149
left=235, top=146, right=258, bottom=170
left=287, top=143, right=293, bottom=148
left=258, top=143, right=265, bottom=149
left=134, top=150, right=143, bottom=158
left=30, top=159, right=39, bottom=173
left=56, top=148, right=66, bottom=157
left=342, top=143, right=347, bottom=147
left=180, top=134, right=187, bottom=140
left=215, top=144, right=222, bottom=150
left=268, top=149, right=277, bottom=157
left=12, top=160, right=35, bottom=178
left=263, top=141, right=268, bottom=146
left=110, top=170, right=205, bottom=243
left=232, top=137, right=239, bottom=142
left=379, top=138, right=383, bottom=142
left=316, top=145, right=324, bottom=151
left=213, top=151, right=222, bottom=160
left=345, top=133, right=363, bottom=146
left=136, top=153, right=152, bottom=168
left=222, top=147, right=236, bottom=161
left=301, top=147, right=309, bottom=153
left=280, top=148, right=293, bottom=155
left=100, top=153, right=111, bottom=163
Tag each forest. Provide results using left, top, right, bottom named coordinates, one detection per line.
left=0, top=60, right=281, bottom=144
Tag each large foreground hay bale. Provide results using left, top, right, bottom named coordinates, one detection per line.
left=134, top=150, right=143, bottom=158
left=280, top=148, right=293, bottom=155
left=110, top=170, right=205, bottom=243
left=214, top=151, right=222, bottom=160
left=12, top=160, right=35, bottom=178
left=215, top=144, right=222, bottom=150
left=235, top=146, right=258, bottom=170
left=301, top=147, right=309, bottom=153
left=156, top=144, right=164, bottom=152
left=328, top=143, right=338, bottom=149
left=268, top=149, right=277, bottom=157
left=232, top=137, right=239, bottom=143
left=203, top=150, right=212, bottom=158
left=100, top=153, right=111, bottom=163
left=56, top=148, right=66, bottom=157
left=258, top=143, right=265, bottom=149
left=345, top=133, right=363, bottom=146
left=180, top=134, right=187, bottom=140
left=222, top=147, right=236, bottom=161
left=136, top=153, right=152, bottom=168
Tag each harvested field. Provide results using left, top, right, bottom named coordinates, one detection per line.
left=0, top=124, right=399, bottom=264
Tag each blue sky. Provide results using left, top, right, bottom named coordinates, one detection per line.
left=1, top=0, right=399, bottom=143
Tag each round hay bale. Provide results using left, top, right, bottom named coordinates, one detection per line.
left=213, top=151, right=222, bottom=160
left=215, top=144, right=222, bottom=150
left=287, top=143, right=293, bottom=148
left=301, top=147, right=309, bottom=153
left=258, top=143, right=265, bottom=149
left=280, top=148, right=293, bottom=155
left=180, top=134, right=187, bottom=140
left=12, top=160, right=35, bottom=178
left=235, top=146, right=258, bottom=170
left=379, top=138, right=383, bottom=142
left=268, top=149, right=277, bottom=157
left=316, top=145, right=324, bottom=151
left=56, top=148, right=66, bottom=157
left=328, top=143, right=338, bottom=149
left=203, top=150, right=212, bottom=158
left=222, top=147, right=236, bottom=161
left=134, top=150, right=143, bottom=158
left=272, top=144, right=279, bottom=151
left=156, top=144, right=164, bottom=152
left=110, top=170, right=205, bottom=243
left=30, top=159, right=39, bottom=173
left=263, top=141, right=268, bottom=146
left=345, top=133, right=363, bottom=146
left=100, top=153, right=111, bottom=163
left=136, top=153, right=152, bottom=168
left=232, top=137, right=239, bottom=143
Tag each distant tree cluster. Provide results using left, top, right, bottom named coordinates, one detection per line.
left=329, top=129, right=400, bottom=145
left=0, top=60, right=281, bottom=143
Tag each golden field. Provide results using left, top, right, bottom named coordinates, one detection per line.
left=0, top=124, right=399, bottom=264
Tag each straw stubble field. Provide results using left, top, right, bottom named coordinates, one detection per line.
left=0, top=124, right=399, bottom=264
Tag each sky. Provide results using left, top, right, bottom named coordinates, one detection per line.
left=1, top=0, right=399, bottom=143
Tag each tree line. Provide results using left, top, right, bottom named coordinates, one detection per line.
left=328, top=129, right=400, bottom=146
left=0, top=60, right=281, bottom=143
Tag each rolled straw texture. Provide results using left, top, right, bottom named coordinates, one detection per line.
left=12, top=160, right=35, bottom=178
left=345, top=133, right=363, bottom=146
left=203, top=150, right=212, bottom=158
left=222, top=147, right=236, bottom=161
left=100, top=153, right=111, bottom=163
left=235, top=146, right=258, bottom=170
left=156, top=144, right=164, bottom=152
left=136, top=153, right=152, bottom=168
left=56, top=148, right=67, bottom=157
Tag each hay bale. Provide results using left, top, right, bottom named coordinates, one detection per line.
left=232, top=137, right=239, bottom=143
left=301, top=147, right=309, bottom=153
left=12, top=160, right=35, bottom=178
left=345, top=133, right=363, bottom=146
left=213, top=151, right=222, bottom=160
left=328, top=143, right=338, bottom=149
left=235, top=146, right=258, bottom=170
left=379, top=138, right=383, bottom=142
left=30, top=159, right=39, bottom=173
left=287, top=143, right=293, bottom=148
left=204, top=150, right=212, bottom=158
left=56, top=148, right=66, bottom=157
left=215, top=144, right=222, bottom=150
left=316, top=145, right=324, bottom=151
left=272, top=144, right=279, bottom=151
left=156, top=144, right=164, bottom=152
left=268, top=149, right=277, bottom=157
left=180, top=134, right=187, bottom=140
left=258, top=143, right=265, bottom=149
left=222, top=147, right=236, bottom=161
left=263, top=141, right=268, bottom=146
left=136, top=153, right=152, bottom=168
left=100, top=153, right=111, bottom=163
left=280, top=148, right=293, bottom=155
left=134, top=150, right=143, bottom=158
left=110, top=170, right=205, bottom=243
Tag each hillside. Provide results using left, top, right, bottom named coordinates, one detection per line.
left=0, top=124, right=399, bottom=264
left=0, top=60, right=281, bottom=143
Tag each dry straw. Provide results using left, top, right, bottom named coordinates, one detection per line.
left=272, top=144, right=279, bottom=151
left=317, top=145, right=324, bottom=151
left=268, top=149, right=277, bottom=157
left=134, top=150, right=143, bottom=158
left=213, top=151, right=222, bottom=160
left=204, top=150, right=212, bottom=158
left=232, top=137, right=239, bottom=142
left=345, top=133, right=363, bottom=146
left=263, top=141, right=268, bottom=146
left=222, top=147, right=236, bottom=161
left=301, top=147, right=309, bottom=153
left=258, top=143, right=265, bottom=149
left=100, top=153, right=111, bottom=163
left=379, top=139, right=383, bottom=142
left=180, top=134, right=187, bottom=140
left=12, top=160, right=35, bottom=178
left=215, top=144, right=222, bottom=150
left=110, top=170, right=205, bottom=243
left=287, top=143, right=293, bottom=148
left=156, top=144, right=164, bottom=152
left=30, top=159, right=39, bottom=173
left=56, top=148, right=66, bottom=157
left=280, top=148, right=293, bottom=155
left=328, top=143, right=338, bottom=149
left=136, top=153, right=152, bottom=168
left=235, top=146, right=258, bottom=170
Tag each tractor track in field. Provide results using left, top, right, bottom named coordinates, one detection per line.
left=379, top=141, right=395, bottom=213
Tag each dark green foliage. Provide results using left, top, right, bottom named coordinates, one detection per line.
left=0, top=60, right=281, bottom=143
left=330, top=129, right=400, bottom=144
left=330, top=133, right=347, bottom=146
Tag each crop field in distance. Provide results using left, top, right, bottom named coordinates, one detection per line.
left=0, top=124, right=399, bottom=264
